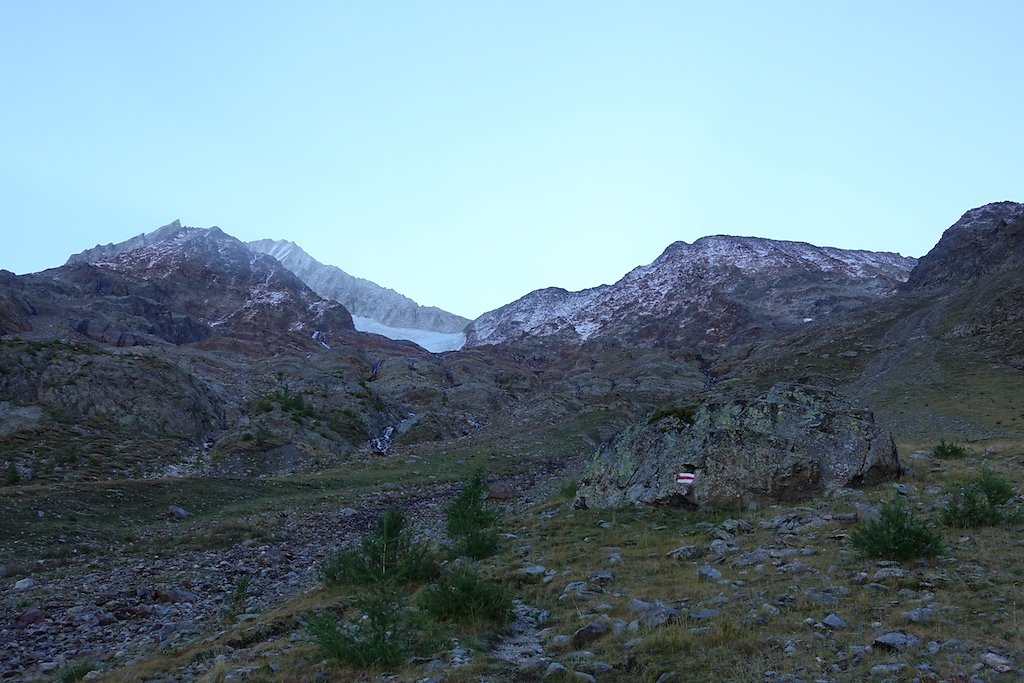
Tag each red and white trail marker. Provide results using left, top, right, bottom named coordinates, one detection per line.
left=676, top=471, right=696, bottom=486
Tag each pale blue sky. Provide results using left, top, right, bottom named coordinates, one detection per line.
left=1, top=2, right=1021, bottom=318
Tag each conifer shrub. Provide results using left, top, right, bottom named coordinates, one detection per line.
left=849, top=499, right=944, bottom=561
left=319, top=508, right=436, bottom=586
left=446, top=470, right=501, bottom=560
left=55, top=662, right=97, bottom=683
left=306, top=591, right=439, bottom=667
left=942, top=469, right=1019, bottom=528
left=648, top=404, right=698, bottom=426
left=417, top=566, right=514, bottom=627
left=4, top=461, right=18, bottom=486
left=933, top=439, right=968, bottom=459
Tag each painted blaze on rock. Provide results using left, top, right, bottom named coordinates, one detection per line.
left=575, top=382, right=900, bottom=509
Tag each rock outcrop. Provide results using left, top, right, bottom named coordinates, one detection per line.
left=904, top=201, right=1024, bottom=290
left=575, top=382, right=900, bottom=510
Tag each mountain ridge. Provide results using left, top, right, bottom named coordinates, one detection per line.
left=248, top=238, right=469, bottom=334
left=465, top=234, right=917, bottom=350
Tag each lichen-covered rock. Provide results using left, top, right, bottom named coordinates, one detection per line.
left=574, top=382, right=900, bottom=510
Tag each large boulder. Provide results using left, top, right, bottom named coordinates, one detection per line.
left=575, top=382, right=900, bottom=510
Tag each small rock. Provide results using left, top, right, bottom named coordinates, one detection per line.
left=822, top=613, right=847, bottom=630
left=655, top=673, right=678, bottom=683
left=982, top=652, right=1012, bottom=672
left=519, top=565, right=547, bottom=580
left=13, top=578, right=35, bottom=591
left=870, top=663, right=905, bottom=675
left=544, top=662, right=568, bottom=679
left=697, top=565, right=721, bottom=581
left=903, top=607, right=933, bottom=623
left=666, top=545, right=703, bottom=560
left=486, top=481, right=517, bottom=500
left=721, top=519, right=752, bottom=533
left=560, top=581, right=593, bottom=601
left=588, top=569, right=613, bottom=584
left=257, top=549, right=288, bottom=566
left=166, top=505, right=189, bottom=520
left=571, top=621, right=608, bottom=648
left=627, top=598, right=679, bottom=627
left=690, top=608, right=718, bottom=621
left=14, top=608, right=46, bottom=626
left=38, top=662, right=59, bottom=672
left=731, top=547, right=771, bottom=567
left=573, top=672, right=597, bottom=683
left=804, top=588, right=839, bottom=606
left=873, top=567, right=905, bottom=582
left=576, top=661, right=613, bottom=675
left=709, top=539, right=735, bottom=555
left=873, top=631, right=920, bottom=651
left=711, top=528, right=735, bottom=542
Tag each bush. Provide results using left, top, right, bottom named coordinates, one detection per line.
left=446, top=471, right=501, bottom=560
left=933, top=439, right=968, bottom=459
left=319, top=508, right=436, bottom=586
left=942, top=469, right=1018, bottom=528
left=307, top=591, right=439, bottom=667
left=974, top=468, right=1015, bottom=506
left=648, top=404, right=698, bottom=426
left=4, top=461, right=18, bottom=486
left=417, top=567, right=514, bottom=627
left=849, top=499, right=944, bottom=561
left=55, top=663, right=97, bottom=683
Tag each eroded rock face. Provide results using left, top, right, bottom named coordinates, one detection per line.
left=575, top=382, right=900, bottom=510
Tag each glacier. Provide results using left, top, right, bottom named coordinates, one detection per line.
left=352, top=316, right=466, bottom=353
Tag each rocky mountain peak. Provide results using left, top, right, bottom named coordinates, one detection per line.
left=905, top=201, right=1024, bottom=290
left=53, top=221, right=354, bottom=352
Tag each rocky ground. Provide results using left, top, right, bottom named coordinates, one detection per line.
left=1, top=485, right=437, bottom=680
left=0, top=447, right=578, bottom=683
left=4, top=441, right=1020, bottom=682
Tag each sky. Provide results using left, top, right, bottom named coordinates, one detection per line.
left=1, top=2, right=1021, bottom=319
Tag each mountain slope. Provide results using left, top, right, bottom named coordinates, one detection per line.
left=465, top=236, right=916, bottom=350
left=727, top=201, right=1024, bottom=441
left=248, top=239, right=469, bottom=334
